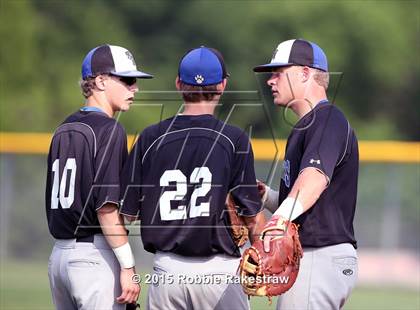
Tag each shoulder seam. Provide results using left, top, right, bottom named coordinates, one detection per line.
left=54, top=122, right=97, bottom=157
left=141, top=127, right=236, bottom=164
left=336, top=120, right=350, bottom=166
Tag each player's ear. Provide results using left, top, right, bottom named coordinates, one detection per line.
left=94, top=75, right=107, bottom=91
left=217, top=78, right=227, bottom=92
left=301, top=67, right=310, bottom=83
left=175, top=76, right=181, bottom=91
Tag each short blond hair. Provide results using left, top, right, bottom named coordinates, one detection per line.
left=312, top=69, right=329, bottom=90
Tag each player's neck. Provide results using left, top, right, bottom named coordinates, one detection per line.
left=182, top=100, right=217, bottom=116
left=85, top=96, right=114, bottom=117
left=292, top=90, right=327, bottom=119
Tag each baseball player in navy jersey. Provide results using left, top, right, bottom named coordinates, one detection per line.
left=120, top=46, right=265, bottom=310
left=45, top=44, right=152, bottom=309
left=254, top=39, right=359, bottom=309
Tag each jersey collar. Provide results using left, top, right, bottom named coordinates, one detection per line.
left=317, top=99, right=329, bottom=106
left=293, top=99, right=329, bottom=129
left=80, top=106, right=106, bottom=114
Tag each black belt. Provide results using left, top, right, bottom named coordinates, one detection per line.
left=76, top=235, right=95, bottom=243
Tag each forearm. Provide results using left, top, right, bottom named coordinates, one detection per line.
left=273, top=168, right=328, bottom=220
left=97, top=204, right=129, bottom=248
left=287, top=168, right=328, bottom=212
left=98, top=204, right=135, bottom=269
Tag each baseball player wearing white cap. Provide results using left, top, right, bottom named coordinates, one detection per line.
left=120, top=46, right=265, bottom=310
left=45, top=44, right=152, bottom=309
left=255, top=39, right=359, bottom=309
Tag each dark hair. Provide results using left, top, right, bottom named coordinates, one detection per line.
left=79, top=73, right=113, bottom=98
left=178, top=81, right=222, bottom=103
left=79, top=77, right=96, bottom=98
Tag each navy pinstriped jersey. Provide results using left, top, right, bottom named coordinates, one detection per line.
left=45, top=109, right=127, bottom=239
left=279, top=101, right=358, bottom=248
left=121, top=114, right=262, bottom=257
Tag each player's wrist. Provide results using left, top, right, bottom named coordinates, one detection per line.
left=262, top=186, right=279, bottom=213
left=113, top=242, right=135, bottom=269
left=260, top=185, right=268, bottom=203
left=121, top=266, right=135, bottom=272
left=273, top=197, right=304, bottom=221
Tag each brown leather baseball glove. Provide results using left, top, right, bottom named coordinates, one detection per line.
left=239, top=215, right=303, bottom=299
left=225, top=193, right=249, bottom=247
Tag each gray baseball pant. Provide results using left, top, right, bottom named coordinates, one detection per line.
left=146, top=252, right=249, bottom=310
left=48, top=235, right=125, bottom=310
left=277, top=243, right=358, bottom=310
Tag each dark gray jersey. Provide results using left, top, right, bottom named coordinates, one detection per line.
left=120, top=114, right=262, bottom=257
left=45, top=109, right=127, bottom=239
left=279, top=101, right=358, bottom=248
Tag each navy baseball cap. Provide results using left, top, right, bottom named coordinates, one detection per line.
left=254, top=39, right=328, bottom=72
left=81, top=44, right=153, bottom=80
left=178, top=46, right=229, bottom=86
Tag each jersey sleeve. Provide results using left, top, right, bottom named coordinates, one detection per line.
left=299, top=107, right=349, bottom=181
left=119, top=136, right=143, bottom=217
left=93, top=122, right=128, bottom=210
left=229, top=133, right=262, bottom=217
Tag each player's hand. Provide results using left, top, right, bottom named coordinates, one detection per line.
left=116, top=267, right=140, bottom=304
left=256, top=179, right=267, bottom=201
left=263, top=229, right=282, bottom=252
left=262, top=215, right=287, bottom=253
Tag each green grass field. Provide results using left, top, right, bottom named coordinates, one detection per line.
left=1, top=261, right=418, bottom=309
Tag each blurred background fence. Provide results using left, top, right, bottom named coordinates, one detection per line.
left=1, top=131, right=419, bottom=288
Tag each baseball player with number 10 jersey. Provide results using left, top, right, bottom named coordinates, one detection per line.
left=45, top=45, right=152, bottom=309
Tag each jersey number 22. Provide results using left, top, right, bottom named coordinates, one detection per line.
left=159, top=167, right=211, bottom=221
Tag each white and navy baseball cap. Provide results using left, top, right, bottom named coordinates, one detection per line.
left=254, top=39, right=328, bottom=72
left=178, top=46, right=229, bottom=86
left=81, top=44, right=153, bottom=80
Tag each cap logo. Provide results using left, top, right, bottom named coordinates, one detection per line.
left=194, top=75, right=204, bottom=84
left=125, top=51, right=136, bottom=66
left=309, top=159, right=321, bottom=165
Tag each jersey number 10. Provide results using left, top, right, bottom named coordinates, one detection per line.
left=159, top=167, right=212, bottom=221
left=50, top=158, right=77, bottom=209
